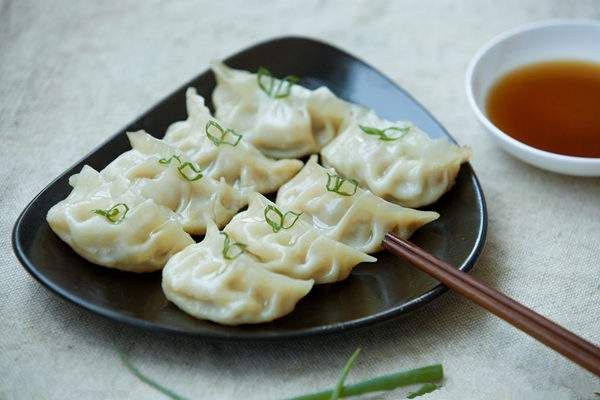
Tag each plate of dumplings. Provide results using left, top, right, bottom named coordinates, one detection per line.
left=13, top=37, right=486, bottom=339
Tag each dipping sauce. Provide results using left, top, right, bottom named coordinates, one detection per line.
left=485, top=60, right=600, bottom=158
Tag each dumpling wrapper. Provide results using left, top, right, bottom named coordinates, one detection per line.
left=211, top=62, right=353, bottom=159
left=163, top=88, right=303, bottom=193
left=102, top=131, right=246, bottom=235
left=224, top=193, right=376, bottom=284
left=162, top=220, right=313, bottom=325
left=47, top=166, right=194, bottom=272
left=276, top=156, right=439, bottom=253
left=321, top=111, right=471, bottom=208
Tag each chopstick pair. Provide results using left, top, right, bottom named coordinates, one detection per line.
left=383, top=233, right=600, bottom=376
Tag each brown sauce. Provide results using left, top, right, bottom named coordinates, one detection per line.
left=485, top=60, right=600, bottom=158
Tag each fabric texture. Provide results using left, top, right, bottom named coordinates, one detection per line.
left=1, top=1, right=599, bottom=399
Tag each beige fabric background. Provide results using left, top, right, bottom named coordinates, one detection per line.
left=1, top=1, right=599, bottom=399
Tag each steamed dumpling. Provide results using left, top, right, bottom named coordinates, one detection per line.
left=102, top=131, right=246, bottom=235
left=46, top=166, right=194, bottom=272
left=224, top=193, right=376, bottom=283
left=321, top=111, right=471, bottom=208
left=163, top=88, right=303, bottom=193
left=276, top=156, right=439, bottom=253
left=211, top=62, right=353, bottom=159
left=162, top=220, right=313, bottom=325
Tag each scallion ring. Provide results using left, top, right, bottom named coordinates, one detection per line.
left=257, top=66, right=299, bottom=99
left=158, top=154, right=203, bottom=181
left=325, top=173, right=358, bottom=196
left=205, top=120, right=242, bottom=147
left=264, top=205, right=303, bottom=232
left=158, top=155, right=182, bottom=165
left=359, top=125, right=410, bottom=141
left=177, top=162, right=203, bottom=181
left=92, top=203, right=129, bottom=224
left=220, top=232, right=246, bottom=260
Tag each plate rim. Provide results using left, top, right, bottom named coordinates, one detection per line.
left=12, top=35, right=487, bottom=341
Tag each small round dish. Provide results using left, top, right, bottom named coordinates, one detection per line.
left=466, top=20, right=600, bottom=176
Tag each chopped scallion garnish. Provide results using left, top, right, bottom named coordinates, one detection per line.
left=257, top=66, right=300, bottom=99
left=359, top=125, right=410, bottom=141
left=158, top=155, right=182, bottom=165
left=92, top=203, right=129, bottom=223
left=326, top=173, right=358, bottom=196
left=220, top=232, right=246, bottom=260
left=205, top=121, right=242, bottom=147
left=264, top=205, right=303, bottom=233
left=177, top=162, right=203, bottom=181
left=158, top=154, right=203, bottom=181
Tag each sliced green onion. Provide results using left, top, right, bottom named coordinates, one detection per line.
left=359, top=125, right=410, bottom=141
left=119, top=352, right=190, bottom=400
left=93, top=203, right=129, bottom=223
left=158, top=155, right=182, bottom=165
left=205, top=121, right=242, bottom=147
left=220, top=232, right=246, bottom=260
left=264, top=205, right=284, bottom=232
left=406, top=382, right=440, bottom=399
left=286, top=364, right=443, bottom=400
left=257, top=66, right=299, bottom=99
left=257, top=67, right=275, bottom=96
left=158, top=154, right=203, bottom=181
left=281, top=210, right=303, bottom=229
left=330, top=348, right=361, bottom=400
left=264, top=205, right=302, bottom=232
left=177, top=162, right=203, bottom=181
left=326, top=173, right=358, bottom=196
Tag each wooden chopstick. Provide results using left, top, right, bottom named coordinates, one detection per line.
left=383, top=233, right=600, bottom=376
left=387, top=234, right=600, bottom=357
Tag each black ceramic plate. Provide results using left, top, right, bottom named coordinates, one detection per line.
left=13, top=37, right=486, bottom=340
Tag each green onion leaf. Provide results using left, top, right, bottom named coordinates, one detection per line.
left=177, top=162, right=203, bottom=181
left=205, top=121, right=242, bottom=147
left=285, top=364, right=443, bottom=400
left=119, top=351, right=190, bottom=400
left=220, top=232, right=246, bottom=260
left=359, top=125, right=410, bottom=141
left=264, top=205, right=303, bottom=232
left=326, top=173, right=358, bottom=196
left=93, top=203, right=129, bottom=223
left=406, top=382, right=440, bottom=399
left=330, top=348, right=361, bottom=400
left=257, top=66, right=299, bottom=99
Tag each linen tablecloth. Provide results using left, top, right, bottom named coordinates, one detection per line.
left=1, top=1, right=599, bottom=399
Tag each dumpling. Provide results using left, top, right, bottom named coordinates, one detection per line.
left=46, top=165, right=194, bottom=272
left=163, top=88, right=303, bottom=193
left=223, top=193, right=376, bottom=284
left=211, top=62, right=353, bottom=159
left=321, top=111, right=471, bottom=208
left=162, top=220, right=313, bottom=325
left=102, top=131, right=246, bottom=235
left=276, top=156, right=439, bottom=253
